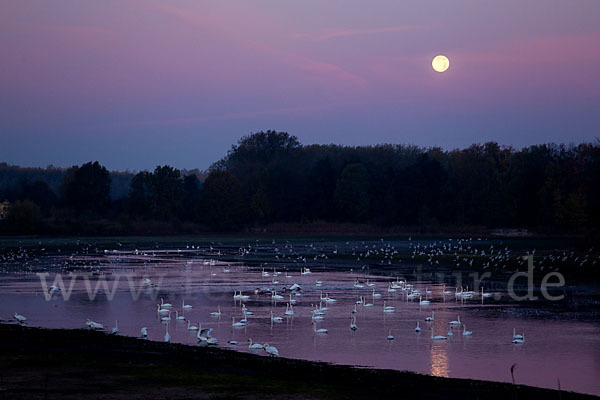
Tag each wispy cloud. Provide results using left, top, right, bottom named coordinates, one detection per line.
left=128, top=104, right=335, bottom=127
left=151, top=3, right=368, bottom=90
left=291, top=25, right=425, bottom=42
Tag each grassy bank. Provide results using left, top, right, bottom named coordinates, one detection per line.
left=0, top=324, right=594, bottom=399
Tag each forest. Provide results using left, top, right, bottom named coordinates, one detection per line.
left=1, top=131, right=599, bottom=235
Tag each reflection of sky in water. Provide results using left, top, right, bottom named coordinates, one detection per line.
left=0, top=250, right=598, bottom=396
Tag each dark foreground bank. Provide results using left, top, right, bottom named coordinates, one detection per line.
left=0, top=324, right=594, bottom=400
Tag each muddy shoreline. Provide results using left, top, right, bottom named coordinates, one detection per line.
left=0, top=324, right=595, bottom=399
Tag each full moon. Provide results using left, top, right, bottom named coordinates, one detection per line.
left=432, top=55, right=450, bottom=73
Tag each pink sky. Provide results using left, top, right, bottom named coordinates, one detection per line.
left=1, top=0, right=599, bottom=170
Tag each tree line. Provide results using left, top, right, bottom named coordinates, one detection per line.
left=1, top=131, right=599, bottom=234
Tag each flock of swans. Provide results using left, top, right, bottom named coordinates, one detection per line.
left=9, top=260, right=530, bottom=359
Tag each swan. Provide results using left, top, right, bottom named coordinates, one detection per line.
left=210, top=305, right=222, bottom=317
left=284, top=303, right=295, bottom=316
left=175, top=310, right=185, bottom=320
left=447, top=328, right=454, bottom=336
left=248, top=338, right=263, bottom=349
left=462, top=325, right=472, bottom=336
left=263, top=343, right=279, bottom=356
left=366, top=279, right=375, bottom=287
left=160, top=298, right=172, bottom=308
left=232, top=316, right=246, bottom=327
left=448, top=315, right=461, bottom=326
left=289, top=294, right=297, bottom=305
left=270, top=311, right=283, bottom=323
left=164, top=323, right=170, bottom=343
left=387, top=329, right=394, bottom=340
left=372, top=288, right=382, bottom=298
left=415, top=322, right=421, bottom=332
left=182, top=300, right=193, bottom=309
left=383, top=302, right=395, bottom=313
left=312, top=321, right=328, bottom=334
left=354, top=280, right=364, bottom=288
left=442, top=284, right=453, bottom=295
left=161, top=312, right=171, bottom=322
left=363, top=296, right=373, bottom=307
left=388, top=283, right=397, bottom=293
left=271, top=291, right=284, bottom=301
left=431, top=328, right=447, bottom=340
left=140, top=327, right=148, bottom=338
left=14, top=312, right=27, bottom=323
left=419, top=296, right=430, bottom=306
left=512, top=334, right=525, bottom=344
left=513, top=328, right=524, bottom=340
left=111, top=320, right=119, bottom=335
left=187, top=321, right=199, bottom=330
left=425, top=287, right=432, bottom=295
left=324, top=293, right=337, bottom=303
left=425, top=311, right=435, bottom=322
left=87, top=319, right=104, bottom=330
left=349, top=316, right=358, bottom=331
left=157, top=304, right=170, bottom=314
left=352, top=304, right=358, bottom=314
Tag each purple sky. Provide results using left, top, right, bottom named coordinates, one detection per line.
left=1, top=1, right=599, bottom=171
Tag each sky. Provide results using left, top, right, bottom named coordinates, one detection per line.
left=1, top=1, right=599, bottom=171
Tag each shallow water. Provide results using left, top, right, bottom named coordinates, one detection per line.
left=0, top=241, right=598, bottom=396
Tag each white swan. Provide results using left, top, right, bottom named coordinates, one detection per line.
left=442, top=284, right=453, bottom=295
left=383, top=301, right=395, bottom=313
left=187, top=321, right=199, bottom=330
left=175, top=310, right=185, bottom=320
left=270, top=311, right=283, bottom=323
left=431, top=328, right=447, bottom=340
left=111, top=320, right=119, bottom=335
left=419, top=296, right=430, bottom=306
left=284, top=303, right=295, bottom=316
left=415, top=322, right=422, bottom=332
left=164, top=323, right=170, bottom=343
left=210, top=305, right=222, bottom=317
left=157, top=304, right=170, bottom=314
left=160, top=298, right=172, bottom=308
left=462, top=325, right=472, bottom=336
left=425, top=311, right=435, bottom=322
left=447, top=328, right=454, bottom=336
left=87, top=319, right=104, bottom=330
left=140, top=327, right=148, bottom=338
left=232, top=316, right=246, bottom=327
left=512, top=333, right=525, bottom=344
left=513, top=328, right=524, bottom=340
left=271, top=291, right=284, bottom=300
left=387, top=329, right=394, bottom=340
left=182, top=300, right=193, bottom=309
left=14, top=312, right=27, bottom=323
left=312, top=321, right=328, bottom=334
left=263, top=343, right=279, bottom=356
left=352, top=304, right=358, bottom=314
left=349, top=316, right=358, bottom=331
left=161, top=312, right=172, bottom=322
left=448, top=315, right=461, bottom=326
left=248, top=338, right=263, bottom=349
